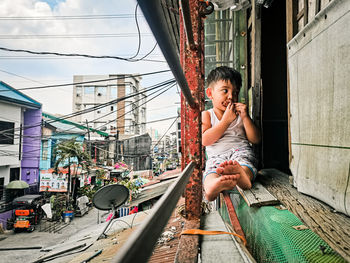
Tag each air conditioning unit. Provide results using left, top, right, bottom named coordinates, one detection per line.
left=211, top=0, right=251, bottom=11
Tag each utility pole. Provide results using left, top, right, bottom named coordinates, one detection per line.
left=85, top=119, right=91, bottom=157
left=114, top=130, right=119, bottom=164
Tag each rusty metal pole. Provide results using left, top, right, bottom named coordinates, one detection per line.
left=180, top=0, right=204, bottom=222
left=177, top=0, right=204, bottom=262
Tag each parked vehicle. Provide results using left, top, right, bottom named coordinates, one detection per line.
left=12, top=194, right=44, bottom=232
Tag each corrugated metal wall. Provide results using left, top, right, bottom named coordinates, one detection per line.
left=288, top=0, right=350, bottom=215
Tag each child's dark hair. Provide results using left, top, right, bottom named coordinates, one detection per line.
left=207, top=66, right=242, bottom=92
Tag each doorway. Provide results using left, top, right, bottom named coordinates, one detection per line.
left=261, top=1, right=290, bottom=173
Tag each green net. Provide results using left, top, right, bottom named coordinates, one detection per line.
left=233, top=198, right=346, bottom=263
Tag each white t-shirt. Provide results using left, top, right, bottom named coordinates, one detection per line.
left=205, top=108, right=250, bottom=158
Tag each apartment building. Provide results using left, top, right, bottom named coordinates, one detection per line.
left=72, top=74, right=146, bottom=136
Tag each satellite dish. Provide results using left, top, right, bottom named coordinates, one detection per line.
left=92, top=184, right=129, bottom=239
left=92, top=184, right=129, bottom=211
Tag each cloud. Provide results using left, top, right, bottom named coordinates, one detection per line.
left=0, top=0, right=179, bottom=135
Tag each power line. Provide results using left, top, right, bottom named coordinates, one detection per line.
left=63, top=82, right=174, bottom=134
left=0, top=78, right=176, bottom=138
left=0, top=54, right=162, bottom=60
left=0, top=114, right=180, bottom=157
left=85, top=81, right=174, bottom=126
left=17, top=70, right=170, bottom=91
left=129, top=3, right=141, bottom=59
left=0, top=46, right=165, bottom=63
left=94, top=82, right=176, bottom=131
left=151, top=117, right=179, bottom=151
left=56, top=79, right=175, bottom=124
left=0, top=33, right=153, bottom=39
left=0, top=14, right=144, bottom=20
left=0, top=68, right=45, bottom=85
left=120, top=116, right=178, bottom=130
left=0, top=68, right=72, bottom=95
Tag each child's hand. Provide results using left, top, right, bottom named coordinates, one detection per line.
left=222, top=102, right=237, bottom=123
left=234, top=103, right=248, bottom=119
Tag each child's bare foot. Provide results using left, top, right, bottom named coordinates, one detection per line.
left=216, top=160, right=242, bottom=175
left=204, top=173, right=239, bottom=201
left=216, top=160, right=252, bottom=189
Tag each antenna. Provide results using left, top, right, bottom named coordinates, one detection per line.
left=92, top=184, right=129, bottom=239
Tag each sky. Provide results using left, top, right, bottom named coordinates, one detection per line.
left=0, top=0, right=180, bottom=135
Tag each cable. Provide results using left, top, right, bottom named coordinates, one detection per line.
left=128, top=3, right=141, bottom=59
left=0, top=79, right=176, bottom=140
left=0, top=79, right=174, bottom=142
left=0, top=77, right=174, bottom=137
left=5, top=69, right=170, bottom=91
left=0, top=68, right=72, bottom=95
left=0, top=68, right=45, bottom=85
left=0, top=14, right=143, bottom=21
left=85, top=80, right=174, bottom=127
left=117, top=116, right=178, bottom=130
left=137, top=43, right=158, bottom=61
left=94, top=83, right=176, bottom=131
left=0, top=33, right=153, bottom=40
left=59, top=82, right=170, bottom=134
left=0, top=78, right=176, bottom=142
left=151, top=117, right=179, bottom=151
left=50, top=79, right=175, bottom=125
left=0, top=46, right=165, bottom=63
left=0, top=54, right=162, bottom=60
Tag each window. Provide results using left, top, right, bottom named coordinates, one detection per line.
left=84, top=86, right=94, bottom=95
left=0, top=120, right=14, bottom=144
left=42, top=140, right=48, bottom=160
left=10, top=168, right=20, bottom=182
left=125, top=104, right=132, bottom=113
left=125, top=86, right=133, bottom=95
left=97, top=86, right=107, bottom=96
left=110, top=87, right=117, bottom=98
left=0, top=178, right=4, bottom=200
left=111, top=105, right=115, bottom=112
left=76, top=86, right=82, bottom=97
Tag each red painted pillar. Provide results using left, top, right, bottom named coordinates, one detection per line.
left=180, top=0, right=205, bottom=220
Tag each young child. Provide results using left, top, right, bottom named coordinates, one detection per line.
left=202, top=66, right=260, bottom=201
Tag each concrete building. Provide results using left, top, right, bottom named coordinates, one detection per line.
left=0, top=81, right=42, bottom=229
left=0, top=82, right=42, bottom=188
left=72, top=74, right=146, bottom=136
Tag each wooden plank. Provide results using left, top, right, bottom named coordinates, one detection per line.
left=258, top=168, right=350, bottom=262
left=251, top=0, right=262, bottom=163
left=303, top=0, right=309, bottom=25
left=315, top=0, right=321, bottom=15
left=200, top=211, right=254, bottom=263
left=296, top=8, right=304, bottom=21
left=236, top=182, right=279, bottom=207
left=174, top=219, right=200, bottom=263
left=286, top=0, right=297, bottom=166
left=287, top=0, right=299, bottom=40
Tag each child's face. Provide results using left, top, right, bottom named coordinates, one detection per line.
left=206, top=80, right=238, bottom=111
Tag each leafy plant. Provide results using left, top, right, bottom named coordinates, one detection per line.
left=119, top=177, right=145, bottom=200
left=96, top=169, right=106, bottom=180
left=53, top=138, right=92, bottom=203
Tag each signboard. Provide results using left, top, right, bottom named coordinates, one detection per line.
left=39, top=170, right=68, bottom=192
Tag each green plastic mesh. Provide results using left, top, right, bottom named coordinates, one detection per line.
left=233, top=198, right=346, bottom=263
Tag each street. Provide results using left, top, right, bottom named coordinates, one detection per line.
left=0, top=208, right=102, bottom=263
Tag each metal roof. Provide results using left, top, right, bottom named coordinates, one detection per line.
left=0, top=81, right=41, bottom=109
left=43, top=112, right=109, bottom=137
